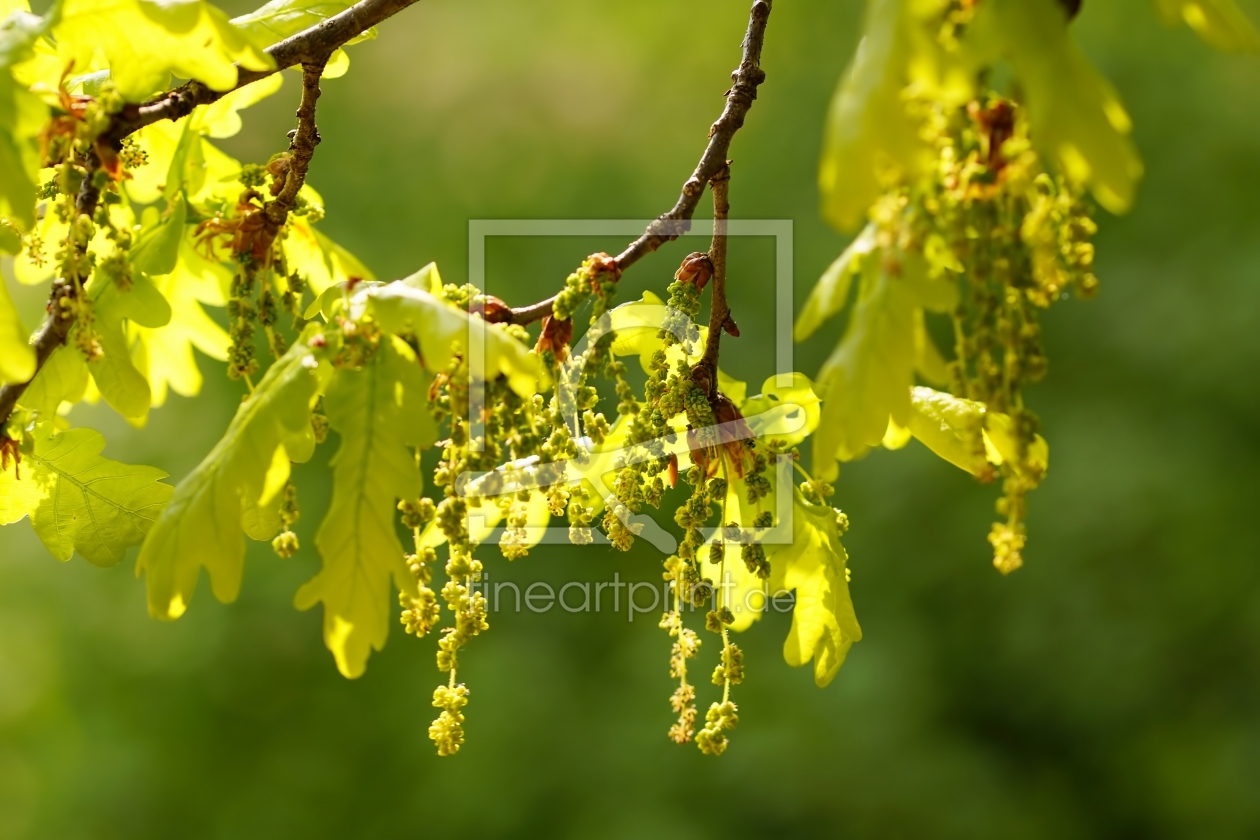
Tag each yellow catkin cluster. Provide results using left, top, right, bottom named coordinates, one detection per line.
left=399, top=547, right=441, bottom=636
left=660, top=608, right=701, bottom=743
left=429, top=684, right=469, bottom=757
left=696, top=701, right=739, bottom=756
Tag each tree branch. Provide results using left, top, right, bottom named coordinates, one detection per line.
left=507, top=0, right=772, bottom=326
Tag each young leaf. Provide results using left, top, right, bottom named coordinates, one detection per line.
left=1150, top=0, right=1260, bottom=52
left=741, top=373, right=822, bottom=450
left=133, top=232, right=230, bottom=406
left=295, top=339, right=432, bottom=679
left=810, top=254, right=942, bottom=478
left=53, top=0, right=274, bottom=101
left=367, top=271, right=541, bottom=399
left=0, top=273, right=34, bottom=384
left=19, top=342, right=88, bottom=419
left=769, top=489, right=861, bottom=687
left=795, top=224, right=877, bottom=341
left=0, top=4, right=48, bottom=228
left=84, top=272, right=171, bottom=424
left=15, top=424, right=174, bottom=566
left=898, top=387, right=1050, bottom=480
left=970, top=0, right=1143, bottom=214
left=136, top=334, right=326, bottom=620
left=283, top=216, right=371, bottom=296
left=808, top=240, right=960, bottom=478
left=901, top=386, right=988, bottom=475
left=232, top=0, right=374, bottom=58
left=817, top=0, right=938, bottom=231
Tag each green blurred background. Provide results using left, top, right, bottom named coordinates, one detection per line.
left=3, top=0, right=1260, bottom=836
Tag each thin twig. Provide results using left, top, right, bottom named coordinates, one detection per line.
left=267, top=62, right=326, bottom=227
left=701, top=164, right=731, bottom=370
left=507, top=0, right=772, bottom=326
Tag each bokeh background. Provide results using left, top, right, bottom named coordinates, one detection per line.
left=3, top=0, right=1260, bottom=836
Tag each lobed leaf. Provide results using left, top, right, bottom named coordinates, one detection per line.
left=17, top=424, right=172, bottom=566
left=817, top=0, right=941, bottom=231
left=810, top=251, right=956, bottom=478
left=895, top=386, right=1050, bottom=480
left=136, top=333, right=325, bottom=620
left=969, top=0, right=1143, bottom=215
left=133, top=230, right=231, bottom=407
left=795, top=224, right=877, bottom=341
left=0, top=2, right=48, bottom=228
left=19, top=342, right=88, bottom=418
left=83, top=271, right=171, bottom=425
left=285, top=215, right=372, bottom=297
left=53, top=0, right=274, bottom=101
left=0, top=273, right=34, bottom=383
left=769, top=488, right=861, bottom=687
left=741, top=373, right=822, bottom=450
left=295, top=338, right=433, bottom=678
left=367, top=268, right=541, bottom=399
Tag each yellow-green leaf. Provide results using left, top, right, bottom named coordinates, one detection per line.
left=809, top=248, right=957, bottom=477
left=795, top=224, right=877, bottom=341
left=1151, top=0, right=1260, bottom=51
left=295, top=339, right=431, bottom=678
left=133, top=231, right=230, bottom=407
left=0, top=273, right=34, bottom=383
left=811, top=258, right=917, bottom=476
left=0, top=4, right=48, bottom=228
left=970, top=0, right=1143, bottom=214
left=84, top=272, right=171, bottom=424
left=741, top=373, right=822, bottom=450
left=367, top=270, right=541, bottom=399
left=769, top=488, right=861, bottom=687
left=24, top=423, right=173, bottom=566
left=818, top=0, right=940, bottom=231
left=53, top=0, right=274, bottom=101
left=136, top=333, right=325, bottom=620
left=898, top=386, right=1050, bottom=481
left=901, top=386, right=987, bottom=474
left=283, top=216, right=371, bottom=296
left=18, top=343, right=88, bottom=418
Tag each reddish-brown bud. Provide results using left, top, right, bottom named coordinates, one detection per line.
left=586, top=252, right=621, bottom=287
left=473, top=295, right=513, bottom=324
left=534, top=315, right=574, bottom=363
left=690, top=361, right=715, bottom=399
left=675, top=252, right=714, bottom=289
